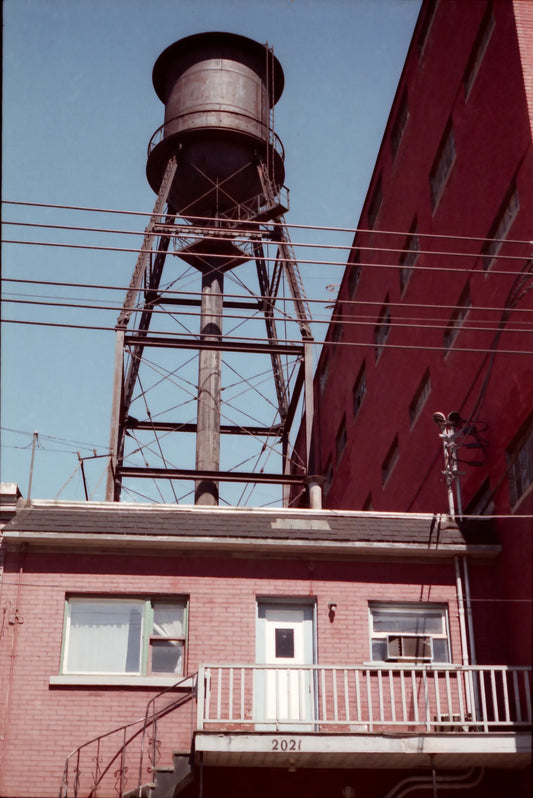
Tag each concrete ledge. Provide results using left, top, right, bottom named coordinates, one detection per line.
left=50, top=674, right=195, bottom=688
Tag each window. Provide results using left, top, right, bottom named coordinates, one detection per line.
left=332, top=306, right=343, bottom=342
left=374, top=298, right=391, bottom=361
left=409, top=369, right=431, bottom=427
left=508, top=420, right=533, bottom=508
left=464, top=3, right=495, bottom=99
left=318, top=355, right=329, bottom=394
left=362, top=492, right=373, bottom=511
left=444, top=284, right=471, bottom=351
left=381, top=435, right=399, bottom=486
left=399, top=222, right=420, bottom=293
left=368, top=176, right=383, bottom=230
left=370, top=604, right=450, bottom=663
left=62, top=597, right=187, bottom=676
left=482, top=187, right=519, bottom=271
left=465, top=479, right=495, bottom=516
left=430, top=122, right=456, bottom=210
left=391, top=92, right=409, bottom=159
left=323, top=457, right=333, bottom=495
left=353, top=362, right=367, bottom=421
left=417, top=0, right=438, bottom=60
left=336, top=415, right=347, bottom=463
left=348, top=250, right=361, bottom=297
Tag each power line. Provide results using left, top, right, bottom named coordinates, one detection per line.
left=3, top=237, right=531, bottom=275
left=3, top=296, right=531, bottom=337
left=3, top=199, right=532, bottom=248
left=3, top=317, right=532, bottom=356
left=4, top=276, right=533, bottom=316
left=3, top=218, right=530, bottom=263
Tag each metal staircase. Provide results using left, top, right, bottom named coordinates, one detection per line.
left=59, top=675, right=197, bottom=798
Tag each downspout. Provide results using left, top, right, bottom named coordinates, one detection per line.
left=0, top=544, right=26, bottom=780
left=454, top=557, right=470, bottom=667
left=462, top=557, right=477, bottom=665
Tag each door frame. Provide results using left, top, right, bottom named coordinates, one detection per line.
left=255, top=597, right=317, bottom=730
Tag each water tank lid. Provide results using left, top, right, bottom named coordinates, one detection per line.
left=152, top=31, right=284, bottom=105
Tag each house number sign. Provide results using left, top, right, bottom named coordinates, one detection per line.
left=271, top=738, right=303, bottom=751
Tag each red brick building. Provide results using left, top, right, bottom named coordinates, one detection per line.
left=294, top=0, right=532, bottom=673
left=1, top=3, right=532, bottom=797
left=0, top=498, right=530, bottom=797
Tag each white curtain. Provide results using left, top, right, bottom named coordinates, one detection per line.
left=152, top=602, right=184, bottom=638
left=66, top=600, right=143, bottom=674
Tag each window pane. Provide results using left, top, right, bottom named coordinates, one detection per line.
left=66, top=600, right=143, bottom=674
left=151, top=639, right=184, bottom=674
left=275, top=628, right=295, bottom=658
left=372, top=639, right=387, bottom=661
left=152, top=602, right=185, bottom=638
left=432, top=638, right=450, bottom=663
left=372, top=609, right=443, bottom=634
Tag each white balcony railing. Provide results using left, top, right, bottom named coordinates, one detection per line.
left=197, top=664, right=532, bottom=734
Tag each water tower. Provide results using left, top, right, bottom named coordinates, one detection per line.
left=106, top=32, right=316, bottom=506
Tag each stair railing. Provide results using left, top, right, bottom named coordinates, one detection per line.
left=59, top=673, right=197, bottom=798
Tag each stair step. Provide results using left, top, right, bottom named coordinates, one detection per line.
left=122, top=782, right=155, bottom=798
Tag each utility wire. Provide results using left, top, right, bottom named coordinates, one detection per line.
left=4, top=278, right=533, bottom=316
left=3, top=297, right=531, bottom=336
left=3, top=317, right=532, bottom=356
left=3, top=237, right=531, bottom=275
left=3, top=199, right=532, bottom=248
left=3, top=218, right=530, bottom=262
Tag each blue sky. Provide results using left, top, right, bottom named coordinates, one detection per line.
left=2, top=0, right=421, bottom=504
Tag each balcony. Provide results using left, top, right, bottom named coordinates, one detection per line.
left=195, top=663, right=532, bottom=770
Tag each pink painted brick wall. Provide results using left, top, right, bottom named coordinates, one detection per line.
left=0, top=546, right=493, bottom=797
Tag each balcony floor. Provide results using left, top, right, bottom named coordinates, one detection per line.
left=194, top=730, right=532, bottom=770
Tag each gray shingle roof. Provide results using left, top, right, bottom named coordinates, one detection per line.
left=2, top=501, right=499, bottom=552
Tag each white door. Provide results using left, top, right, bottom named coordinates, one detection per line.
left=255, top=602, right=314, bottom=730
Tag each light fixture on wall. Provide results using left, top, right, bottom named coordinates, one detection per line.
left=328, top=602, right=337, bottom=621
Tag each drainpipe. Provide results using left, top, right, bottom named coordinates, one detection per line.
left=0, top=544, right=26, bottom=778
left=462, top=557, right=477, bottom=666
left=454, top=558, right=470, bottom=667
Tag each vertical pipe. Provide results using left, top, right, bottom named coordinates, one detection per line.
left=454, top=557, right=470, bottom=666
left=106, top=329, right=125, bottom=501
left=27, top=431, right=39, bottom=501
left=462, top=557, right=477, bottom=664
left=195, top=267, right=223, bottom=505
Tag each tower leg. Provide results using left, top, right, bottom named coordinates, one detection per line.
left=195, top=266, right=224, bottom=505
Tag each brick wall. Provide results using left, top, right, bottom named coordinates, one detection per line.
left=0, top=545, right=490, bottom=798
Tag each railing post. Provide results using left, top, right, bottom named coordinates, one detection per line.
left=197, top=664, right=205, bottom=731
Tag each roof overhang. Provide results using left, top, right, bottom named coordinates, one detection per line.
left=1, top=529, right=500, bottom=560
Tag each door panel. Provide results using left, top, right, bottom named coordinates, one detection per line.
left=256, top=602, right=315, bottom=730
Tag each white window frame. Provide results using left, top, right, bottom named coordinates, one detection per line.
left=399, top=224, right=420, bottom=294
left=348, top=251, right=361, bottom=297
left=381, top=435, right=399, bottom=487
left=61, top=596, right=188, bottom=677
left=409, top=369, right=431, bottom=428
left=391, top=91, right=409, bottom=160
left=508, top=420, right=533, bottom=509
left=369, top=603, right=451, bottom=664
left=482, top=187, right=519, bottom=271
left=374, top=300, right=391, bottom=362
left=336, top=415, right=347, bottom=464
left=353, top=362, right=367, bottom=422
left=464, top=5, right=495, bottom=100
left=444, top=284, right=471, bottom=351
left=430, top=123, right=456, bottom=211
